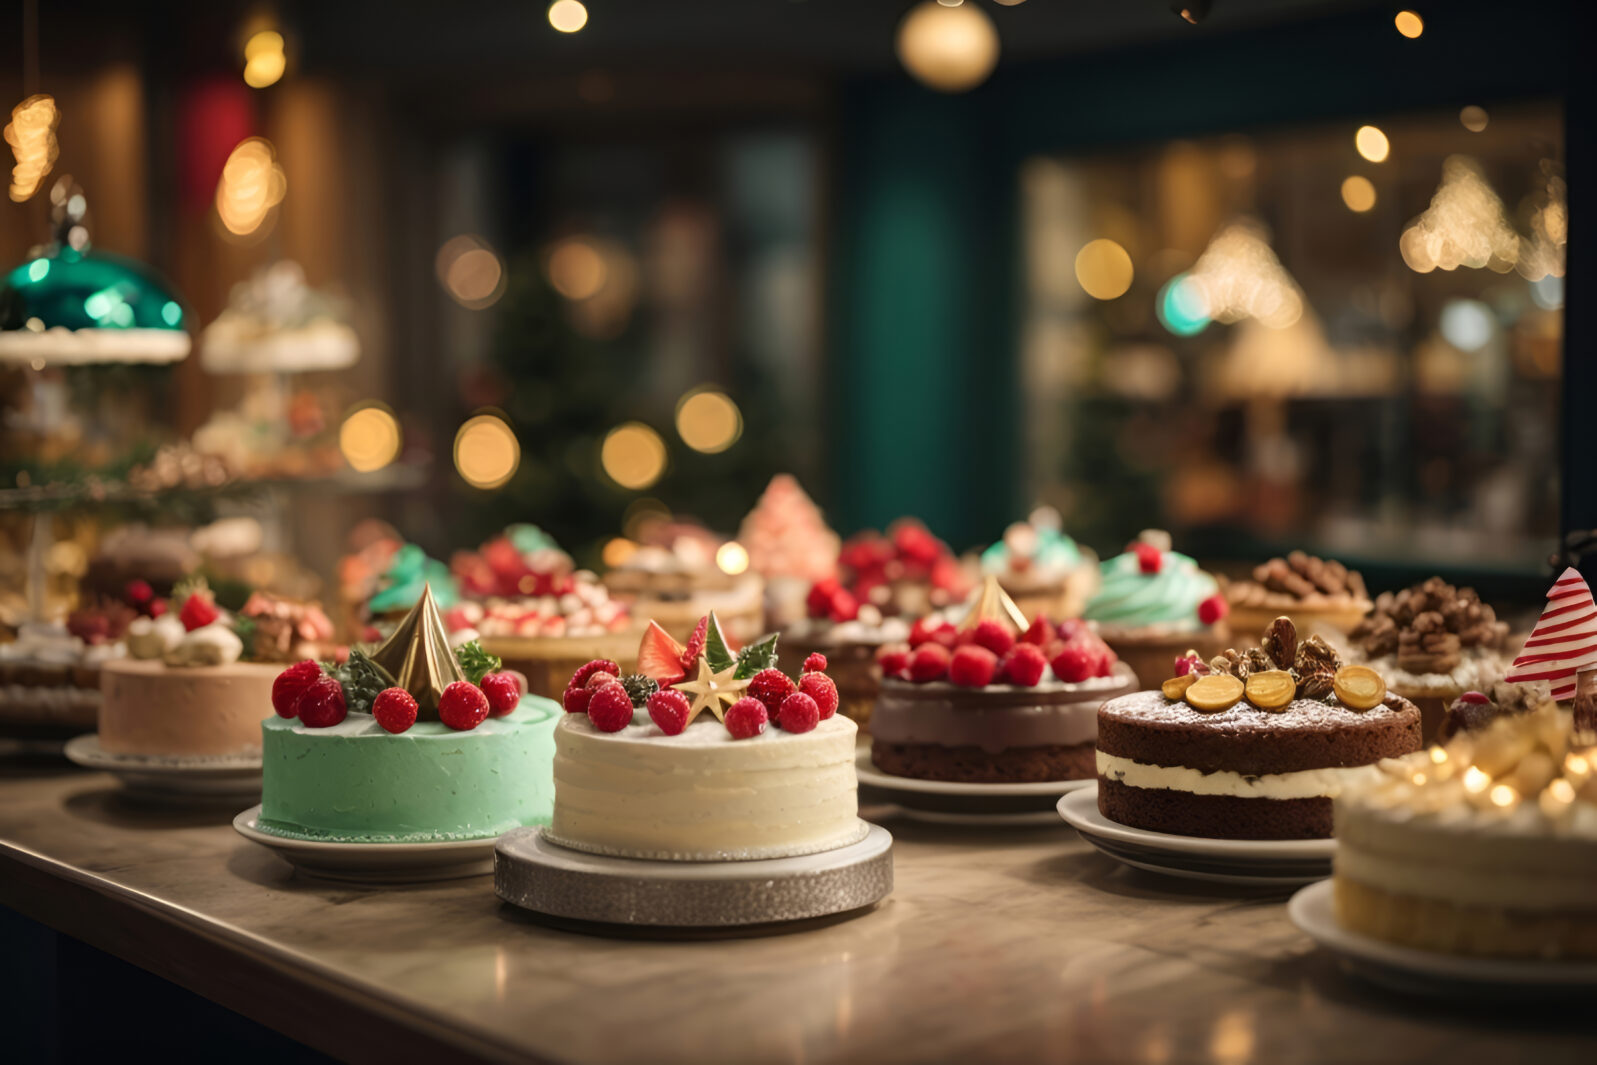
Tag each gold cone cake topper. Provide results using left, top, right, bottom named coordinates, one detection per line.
left=957, top=574, right=1029, bottom=633
left=368, top=583, right=466, bottom=720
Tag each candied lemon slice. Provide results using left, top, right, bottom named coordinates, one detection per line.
left=1184, top=673, right=1244, bottom=713
left=1333, top=665, right=1387, bottom=711
left=1244, top=669, right=1295, bottom=710
left=1161, top=674, right=1196, bottom=700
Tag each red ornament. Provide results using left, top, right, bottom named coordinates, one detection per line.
left=373, top=688, right=419, bottom=734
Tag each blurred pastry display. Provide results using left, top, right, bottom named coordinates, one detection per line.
left=736, top=474, right=839, bottom=629
left=1082, top=530, right=1230, bottom=688
left=603, top=518, right=763, bottom=643
left=1222, top=550, right=1372, bottom=636
left=200, top=261, right=360, bottom=374
left=976, top=506, right=1098, bottom=624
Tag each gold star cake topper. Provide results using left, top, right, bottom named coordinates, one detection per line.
left=368, top=583, right=466, bottom=720
left=957, top=574, right=1029, bottom=633
left=672, top=656, right=750, bottom=725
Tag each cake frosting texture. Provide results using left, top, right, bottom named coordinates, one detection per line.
left=100, top=658, right=278, bottom=756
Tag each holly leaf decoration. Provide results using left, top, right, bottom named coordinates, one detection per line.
left=733, top=632, right=780, bottom=679
left=703, top=611, right=737, bottom=673
left=455, top=639, right=502, bottom=686
left=327, top=647, right=396, bottom=714
left=231, top=614, right=258, bottom=658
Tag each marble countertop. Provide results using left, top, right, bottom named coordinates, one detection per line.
left=1, top=763, right=1591, bottom=1064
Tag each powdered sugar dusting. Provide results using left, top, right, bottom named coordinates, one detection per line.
left=1100, top=688, right=1417, bottom=734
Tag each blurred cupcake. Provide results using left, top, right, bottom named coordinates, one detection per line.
left=1082, top=530, right=1229, bottom=688
left=977, top=506, right=1098, bottom=623
left=1223, top=551, right=1372, bottom=636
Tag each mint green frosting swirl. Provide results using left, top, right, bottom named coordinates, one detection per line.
left=981, top=527, right=1082, bottom=576
left=369, top=543, right=459, bottom=613
left=1084, top=549, right=1216, bottom=630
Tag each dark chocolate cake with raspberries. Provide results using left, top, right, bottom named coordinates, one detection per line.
left=869, top=576, right=1136, bottom=783
left=1095, top=617, right=1421, bottom=839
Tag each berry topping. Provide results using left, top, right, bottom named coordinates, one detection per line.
left=777, top=691, right=820, bottom=733
left=373, top=688, right=419, bottom=734
left=1050, top=643, right=1096, bottom=684
left=971, top=619, right=1015, bottom=657
left=908, top=617, right=957, bottom=649
left=125, top=579, right=154, bottom=605
left=725, top=696, right=769, bottom=739
left=586, top=682, right=635, bottom=732
left=439, top=681, right=491, bottom=731
left=806, top=579, right=841, bottom=620
left=620, top=673, right=660, bottom=707
left=949, top=645, right=999, bottom=688
left=798, top=671, right=839, bottom=719
left=646, top=688, right=693, bottom=735
left=1173, top=651, right=1210, bottom=677
left=1197, top=593, right=1229, bottom=626
left=681, top=615, right=709, bottom=673
left=272, top=660, right=323, bottom=718
left=178, top=591, right=220, bottom=632
left=480, top=672, right=521, bottom=717
left=908, top=643, right=952, bottom=683
left=585, top=670, right=619, bottom=690
left=803, top=652, right=829, bottom=673
left=999, top=643, right=1048, bottom=687
left=1021, top=615, right=1057, bottom=647
left=562, top=684, right=594, bottom=714
left=503, top=669, right=529, bottom=696
left=637, top=621, right=688, bottom=686
left=296, top=677, right=348, bottom=728
left=1133, top=542, right=1163, bottom=575
left=570, top=658, right=622, bottom=690
left=746, top=667, right=798, bottom=719
left=827, top=587, right=860, bottom=623
left=1457, top=690, right=1492, bottom=704
left=876, top=643, right=912, bottom=678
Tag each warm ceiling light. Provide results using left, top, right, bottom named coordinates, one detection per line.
left=339, top=404, right=402, bottom=473
left=1459, top=105, right=1489, bottom=132
left=601, top=422, right=667, bottom=490
left=547, top=238, right=607, bottom=300
left=1394, top=10, right=1424, bottom=38
left=243, top=31, right=286, bottom=89
left=5, top=95, right=59, bottom=202
left=548, top=1, right=589, bottom=34
left=215, top=137, right=286, bottom=237
left=435, top=235, right=505, bottom=309
left=896, top=0, right=1000, bottom=94
left=1355, top=125, right=1390, bottom=163
left=1340, top=175, right=1377, bottom=212
left=674, top=388, right=743, bottom=454
left=715, top=541, right=750, bottom=576
left=1074, top=239, right=1134, bottom=300
left=454, top=414, right=520, bottom=489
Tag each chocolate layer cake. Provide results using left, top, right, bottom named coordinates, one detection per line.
left=1096, top=690, right=1421, bottom=839
left=870, top=663, right=1137, bottom=783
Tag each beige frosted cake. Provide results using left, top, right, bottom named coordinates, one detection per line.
left=548, top=611, right=866, bottom=861
left=100, top=658, right=278, bottom=756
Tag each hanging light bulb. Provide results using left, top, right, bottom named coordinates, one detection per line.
left=5, top=94, right=58, bottom=202
left=1185, top=218, right=1306, bottom=330
left=896, top=0, right=1000, bottom=93
left=1399, top=155, right=1519, bottom=274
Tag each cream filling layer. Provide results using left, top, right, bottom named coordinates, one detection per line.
left=1335, top=844, right=1597, bottom=912
left=1095, top=751, right=1384, bottom=800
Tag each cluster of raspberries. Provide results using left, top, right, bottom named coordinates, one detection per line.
left=271, top=660, right=523, bottom=734
left=875, top=615, right=1119, bottom=688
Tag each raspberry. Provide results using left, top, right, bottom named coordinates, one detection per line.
left=271, top=660, right=323, bottom=718
left=971, top=619, right=1015, bottom=657
left=586, top=682, right=634, bottom=732
left=1457, top=691, right=1491, bottom=705
left=746, top=668, right=797, bottom=719
left=908, top=616, right=944, bottom=648
left=1173, top=651, right=1210, bottom=677
left=949, top=645, right=998, bottom=687
left=778, top=692, right=820, bottom=733
left=798, top=672, right=839, bottom=719
left=125, top=579, right=153, bottom=605
left=373, top=688, right=419, bottom=734
left=1133, top=542, right=1163, bottom=575
left=480, top=672, right=521, bottom=717
left=724, top=696, right=768, bottom=740
left=908, top=643, right=951, bottom=683
left=1021, top=615, right=1056, bottom=647
left=178, top=592, right=220, bottom=632
left=439, top=681, right=490, bottom=731
left=1051, top=644, right=1095, bottom=684
left=803, top=652, right=828, bottom=673
left=585, top=670, right=619, bottom=690
left=806, top=579, right=840, bottom=619
left=148, top=599, right=168, bottom=618
left=569, top=658, right=621, bottom=690
left=876, top=643, right=912, bottom=677
left=999, top=643, right=1048, bottom=687
left=562, top=684, right=593, bottom=713
left=1055, top=618, right=1085, bottom=642
left=503, top=669, right=529, bottom=696
left=296, top=677, right=347, bottom=728
left=828, top=588, right=860, bottom=623
left=1197, top=593, right=1229, bottom=626
left=647, top=689, right=693, bottom=735
left=681, top=616, right=709, bottom=672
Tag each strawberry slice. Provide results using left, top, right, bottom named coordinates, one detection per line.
left=680, top=615, right=709, bottom=673
left=637, top=620, right=688, bottom=685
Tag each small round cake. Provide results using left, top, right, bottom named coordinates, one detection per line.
left=872, top=665, right=1136, bottom=783
left=101, top=657, right=278, bottom=757
left=547, top=712, right=864, bottom=861
left=259, top=697, right=560, bottom=842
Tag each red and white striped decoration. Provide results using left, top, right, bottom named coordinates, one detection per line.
left=1506, top=567, right=1597, bottom=702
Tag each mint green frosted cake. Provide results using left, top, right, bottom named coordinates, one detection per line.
left=258, top=696, right=560, bottom=843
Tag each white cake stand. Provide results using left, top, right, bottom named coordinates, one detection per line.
left=65, top=734, right=263, bottom=804
left=494, top=822, right=894, bottom=934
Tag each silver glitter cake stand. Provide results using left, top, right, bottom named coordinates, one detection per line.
left=494, top=822, right=893, bottom=936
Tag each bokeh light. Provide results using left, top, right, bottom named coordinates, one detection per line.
left=1157, top=273, right=1210, bottom=336
left=674, top=388, right=743, bottom=454
left=716, top=541, right=750, bottom=576
left=1340, top=175, right=1377, bottom=212
left=1185, top=219, right=1305, bottom=330
left=622, top=497, right=670, bottom=540
left=1355, top=125, right=1390, bottom=163
left=215, top=137, right=287, bottom=237
left=243, top=31, right=286, bottom=89
left=601, top=422, right=667, bottom=490
left=1439, top=299, right=1494, bottom=351
left=1400, top=155, right=1520, bottom=274
left=602, top=537, right=638, bottom=568
left=339, top=404, right=402, bottom=473
left=896, top=0, right=1000, bottom=93
left=547, top=238, right=607, bottom=300
left=5, top=95, right=59, bottom=202
left=436, top=235, right=506, bottom=309
left=1459, top=105, right=1489, bottom=132
left=1394, top=11, right=1424, bottom=38
left=548, top=1, right=589, bottom=33
left=454, top=414, right=520, bottom=489
left=1074, top=239, right=1134, bottom=300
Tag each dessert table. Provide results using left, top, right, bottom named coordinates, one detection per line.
left=0, top=763, right=1591, bottom=1064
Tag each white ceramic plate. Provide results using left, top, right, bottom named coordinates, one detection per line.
left=1057, top=785, right=1333, bottom=885
left=65, top=733, right=263, bottom=802
left=232, top=805, right=498, bottom=883
left=856, top=748, right=1097, bottom=797
left=1289, top=880, right=1597, bottom=996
